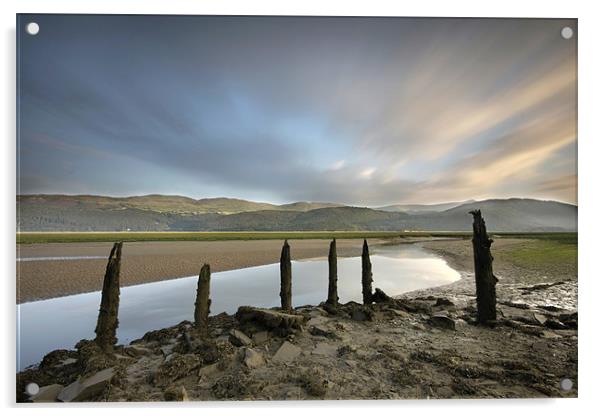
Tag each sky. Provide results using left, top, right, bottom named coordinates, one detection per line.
left=17, top=15, right=577, bottom=206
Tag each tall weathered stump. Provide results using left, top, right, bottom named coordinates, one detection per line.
left=361, top=239, right=373, bottom=305
left=194, top=263, right=211, bottom=335
left=280, top=240, right=292, bottom=312
left=327, top=238, right=338, bottom=306
left=94, top=242, right=123, bottom=352
left=470, top=210, right=498, bottom=324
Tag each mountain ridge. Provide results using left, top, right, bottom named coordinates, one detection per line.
left=17, top=194, right=577, bottom=232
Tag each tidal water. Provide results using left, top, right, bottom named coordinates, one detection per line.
left=17, top=244, right=460, bottom=370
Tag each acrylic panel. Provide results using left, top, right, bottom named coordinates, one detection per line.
left=16, top=14, right=577, bottom=402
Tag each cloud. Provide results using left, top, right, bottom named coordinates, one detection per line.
left=17, top=15, right=577, bottom=205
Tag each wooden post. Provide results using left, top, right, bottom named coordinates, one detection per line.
left=327, top=238, right=338, bottom=306
left=194, top=263, right=211, bottom=335
left=361, top=239, right=373, bottom=305
left=94, top=242, right=123, bottom=352
left=470, top=210, right=498, bottom=324
left=280, top=240, right=292, bottom=312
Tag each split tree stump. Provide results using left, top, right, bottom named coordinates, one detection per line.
left=280, top=240, right=292, bottom=312
left=194, top=263, right=211, bottom=335
left=94, top=242, right=123, bottom=352
left=470, top=210, right=498, bottom=324
left=327, top=238, right=339, bottom=306
left=362, top=239, right=373, bottom=305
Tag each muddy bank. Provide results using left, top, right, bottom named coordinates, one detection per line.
left=17, top=237, right=578, bottom=401
left=17, top=291, right=577, bottom=402
left=408, top=238, right=577, bottom=312
left=17, top=239, right=386, bottom=304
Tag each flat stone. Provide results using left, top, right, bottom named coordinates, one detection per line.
left=532, top=313, right=547, bottom=326
left=428, top=314, right=456, bottom=330
left=312, top=342, right=338, bottom=357
left=125, top=345, right=153, bottom=357
left=160, top=344, right=175, bottom=357
left=545, top=318, right=567, bottom=330
left=198, top=362, right=221, bottom=378
left=307, top=316, right=329, bottom=326
left=388, top=309, right=410, bottom=319
left=309, top=324, right=338, bottom=339
left=272, top=341, right=301, bottom=364
left=58, top=368, right=114, bottom=402
left=29, top=384, right=63, bottom=403
left=229, top=329, right=252, bottom=347
left=243, top=348, right=265, bottom=369
left=252, top=331, right=269, bottom=344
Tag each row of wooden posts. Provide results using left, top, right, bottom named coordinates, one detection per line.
left=94, top=210, right=497, bottom=352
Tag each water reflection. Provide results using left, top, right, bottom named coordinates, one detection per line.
left=17, top=244, right=459, bottom=370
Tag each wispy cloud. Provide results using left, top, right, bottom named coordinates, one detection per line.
left=18, top=16, right=577, bottom=204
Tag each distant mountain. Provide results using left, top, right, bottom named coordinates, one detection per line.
left=16, top=195, right=577, bottom=232
left=376, top=200, right=475, bottom=213
left=16, top=194, right=341, bottom=216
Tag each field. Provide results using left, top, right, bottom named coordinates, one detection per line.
left=16, top=231, right=576, bottom=244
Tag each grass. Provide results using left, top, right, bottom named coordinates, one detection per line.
left=502, top=238, right=577, bottom=272
left=16, top=231, right=576, bottom=244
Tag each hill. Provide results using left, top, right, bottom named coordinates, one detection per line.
left=16, top=195, right=577, bottom=232
left=376, top=200, right=475, bottom=213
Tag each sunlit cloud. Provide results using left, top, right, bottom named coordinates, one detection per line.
left=18, top=15, right=577, bottom=205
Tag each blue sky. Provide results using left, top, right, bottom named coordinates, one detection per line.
left=17, top=15, right=577, bottom=205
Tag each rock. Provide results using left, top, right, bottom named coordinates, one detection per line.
left=57, top=368, right=114, bottom=402
left=372, top=288, right=393, bottom=303
left=243, top=348, right=265, bottom=369
left=388, top=309, right=410, bottom=319
left=428, top=314, right=456, bottom=330
left=197, top=362, right=221, bottom=378
left=29, top=384, right=63, bottom=403
left=229, top=329, right=252, bottom=347
left=125, top=345, right=152, bottom=357
left=236, top=306, right=306, bottom=330
left=309, top=325, right=339, bottom=339
left=558, top=312, right=578, bottom=328
left=544, top=318, right=567, bottom=330
left=311, top=342, right=338, bottom=357
left=39, top=349, right=78, bottom=369
left=531, top=312, right=547, bottom=326
left=252, top=331, right=269, bottom=344
left=163, top=385, right=189, bottom=401
left=154, top=354, right=201, bottom=387
left=435, top=298, right=455, bottom=307
left=350, top=306, right=374, bottom=322
left=308, top=308, right=328, bottom=318
left=272, top=341, right=301, bottom=363
left=307, top=316, right=329, bottom=326
left=160, top=344, right=175, bottom=357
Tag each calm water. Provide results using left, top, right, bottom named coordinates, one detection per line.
left=17, top=244, right=459, bottom=370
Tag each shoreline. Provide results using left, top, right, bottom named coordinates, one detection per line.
left=17, top=238, right=394, bottom=304
left=17, top=237, right=578, bottom=401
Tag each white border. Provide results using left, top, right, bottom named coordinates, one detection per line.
left=2, top=1, right=601, bottom=415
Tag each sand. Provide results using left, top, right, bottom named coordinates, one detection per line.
left=17, top=239, right=381, bottom=304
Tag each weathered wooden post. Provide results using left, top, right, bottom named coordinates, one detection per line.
left=94, top=242, right=123, bottom=352
left=327, top=238, right=338, bottom=306
left=470, top=210, right=498, bottom=324
left=361, top=239, right=373, bottom=305
left=194, top=263, right=211, bottom=335
left=280, top=240, right=292, bottom=312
